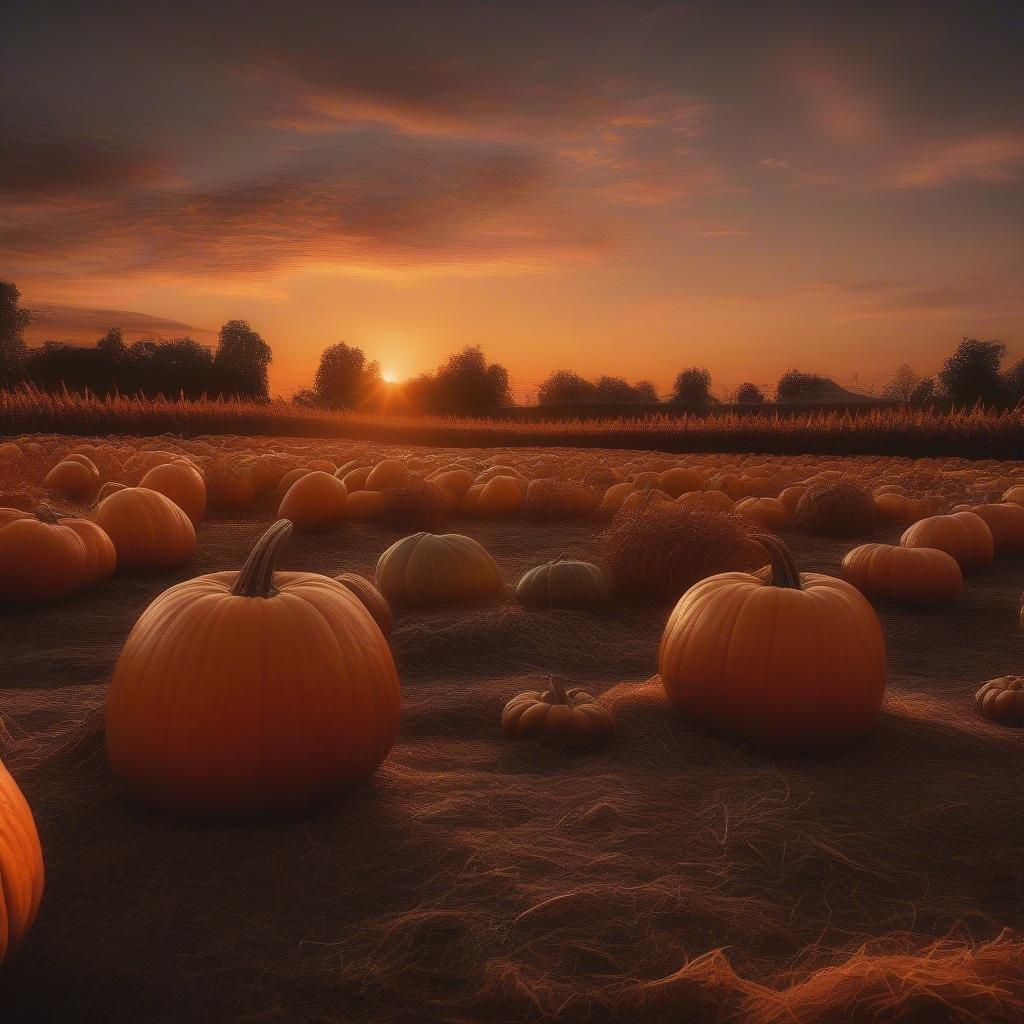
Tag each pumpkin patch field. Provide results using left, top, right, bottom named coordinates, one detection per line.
left=2, top=433, right=1024, bottom=1023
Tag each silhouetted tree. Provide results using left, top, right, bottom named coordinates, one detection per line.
left=632, top=379, right=659, bottom=403
left=1003, top=359, right=1024, bottom=407
left=312, top=342, right=381, bottom=408
left=96, top=328, right=129, bottom=390
left=775, top=370, right=848, bottom=402
left=938, top=337, right=1006, bottom=407
left=538, top=370, right=596, bottom=405
left=735, top=382, right=765, bottom=405
left=149, top=338, right=215, bottom=399
left=671, top=367, right=714, bottom=405
left=910, top=377, right=935, bottom=404
left=213, top=319, right=272, bottom=400
left=0, top=280, right=30, bottom=388
left=882, top=364, right=927, bottom=404
left=408, top=345, right=511, bottom=415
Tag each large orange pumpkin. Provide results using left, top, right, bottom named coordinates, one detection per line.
left=106, top=520, right=401, bottom=815
left=0, top=756, right=45, bottom=966
left=0, top=505, right=116, bottom=605
left=140, top=462, right=207, bottom=526
left=335, top=573, right=393, bottom=636
left=900, top=511, right=994, bottom=571
left=840, top=543, right=962, bottom=606
left=94, top=487, right=196, bottom=571
left=659, top=535, right=887, bottom=749
left=278, top=471, right=347, bottom=532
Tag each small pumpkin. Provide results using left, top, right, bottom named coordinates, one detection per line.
left=278, top=471, right=347, bottom=532
left=736, top=496, right=788, bottom=529
left=277, top=467, right=312, bottom=493
left=840, top=543, right=961, bottom=606
left=44, top=459, right=99, bottom=501
left=105, top=520, right=401, bottom=815
left=516, top=557, right=611, bottom=610
left=659, top=534, right=887, bottom=750
left=900, top=511, right=994, bottom=571
left=474, top=475, right=524, bottom=518
left=140, top=462, right=207, bottom=526
left=0, top=504, right=116, bottom=604
left=376, top=532, right=503, bottom=607
left=335, top=573, right=393, bottom=636
left=307, top=458, right=336, bottom=474
left=501, top=676, right=615, bottom=751
left=658, top=467, right=706, bottom=498
left=94, top=487, right=196, bottom=571
left=365, top=459, right=409, bottom=491
left=345, top=489, right=386, bottom=522
left=0, top=756, right=45, bottom=966
left=975, top=676, right=1024, bottom=726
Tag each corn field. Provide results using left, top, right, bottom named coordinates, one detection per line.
left=1, top=385, right=1021, bottom=457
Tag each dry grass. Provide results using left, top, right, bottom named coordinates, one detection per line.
left=523, top=480, right=592, bottom=522
left=602, top=500, right=765, bottom=601
left=3, top=385, right=1024, bottom=457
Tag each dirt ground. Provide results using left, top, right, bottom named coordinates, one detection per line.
left=1, top=453, right=1023, bottom=1023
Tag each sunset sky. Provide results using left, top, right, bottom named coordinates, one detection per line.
left=3, top=1, right=1022, bottom=398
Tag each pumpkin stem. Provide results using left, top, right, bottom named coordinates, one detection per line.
left=752, top=533, right=803, bottom=590
left=231, top=519, right=293, bottom=598
left=546, top=675, right=569, bottom=705
left=35, top=503, right=63, bottom=524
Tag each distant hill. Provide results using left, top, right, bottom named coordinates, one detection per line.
left=25, top=304, right=216, bottom=346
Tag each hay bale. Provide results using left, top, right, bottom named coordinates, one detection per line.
left=602, top=501, right=763, bottom=602
left=792, top=480, right=877, bottom=538
left=381, top=480, right=450, bottom=532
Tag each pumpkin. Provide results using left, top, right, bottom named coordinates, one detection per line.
left=341, top=466, right=373, bottom=491
left=0, top=442, right=21, bottom=463
left=44, top=459, right=99, bottom=501
left=278, top=471, right=347, bottom=532
left=344, top=489, right=386, bottom=522
left=678, top=489, right=735, bottom=513
left=900, top=511, right=994, bottom=571
left=474, top=475, right=524, bottom=518
left=658, top=467, right=706, bottom=498
left=840, top=543, right=962, bottom=606
left=0, top=504, right=116, bottom=604
left=140, top=462, right=207, bottom=526
left=516, top=557, right=611, bottom=610
left=0, top=756, right=45, bottom=966
left=501, top=676, right=615, bottom=751
left=105, top=520, right=400, bottom=815
left=659, top=534, right=887, bottom=749
left=736, top=496, right=788, bottom=529
left=307, top=458, right=336, bottom=474
left=969, top=503, right=1024, bottom=558
left=620, top=487, right=671, bottom=513
left=975, top=676, right=1024, bottom=726
left=1002, top=485, right=1024, bottom=505
left=599, top=482, right=636, bottom=513
left=97, top=481, right=127, bottom=500
left=376, top=532, right=503, bottom=607
left=277, top=467, right=312, bottom=493
left=94, top=487, right=196, bottom=571
left=430, top=469, right=476, bottom=498
left=335, top=573, right=393, bottom=636
left=874, top=492, right=923, bottom=524
left=365, top=459, right=409, bottom=491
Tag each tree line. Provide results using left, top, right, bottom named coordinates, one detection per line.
left=2, top=279, right=1021, bottom=413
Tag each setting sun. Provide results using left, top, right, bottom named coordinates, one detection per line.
left=381, top=372, right=398, bottom=384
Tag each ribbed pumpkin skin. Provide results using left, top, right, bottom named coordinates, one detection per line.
left=841, top=543, right=961, bottom=606
left=900, top=511, right=994, bottom=571
left=140, top=462, right=208, bottom=526
left=0, top=508, right=114, bottom=604
left=376, top=532, right=503, bottom=606
left=106, top=572, right=400, bottom=815
left=516, top=559, right=610, bottom=610
left=659, top=565, right=887, bottom=750
left=335, top=573, right=393, bottom=635
left=95, top=487, right=196, bottom=571
left=0, top=757, right=45, bottom=966
left=278, top=471, right=347, bottom=532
